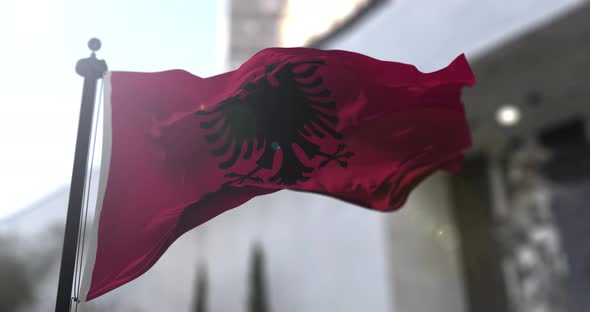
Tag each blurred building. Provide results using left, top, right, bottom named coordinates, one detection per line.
left=461, top=2, right=590, bottom=311
left=209, top=1, right=590, bottom=312
left=227, top=0, right=286, bottom=69
left=2, top=1, right=590, bottom=312
left=227, top=0, right=387, bottom=69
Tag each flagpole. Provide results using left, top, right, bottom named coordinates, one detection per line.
left=55, top=38, right=107, bottom=312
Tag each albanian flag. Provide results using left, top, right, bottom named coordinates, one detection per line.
left=80, top=47, right=475, bottom=301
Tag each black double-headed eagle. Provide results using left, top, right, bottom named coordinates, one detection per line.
left=197, top=60, right=353, bottom=186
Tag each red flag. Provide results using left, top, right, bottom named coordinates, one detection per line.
left=81, top=47, right=475, bottom=301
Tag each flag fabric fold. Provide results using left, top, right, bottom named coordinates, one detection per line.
left=81, top=47, right=475, bottom=301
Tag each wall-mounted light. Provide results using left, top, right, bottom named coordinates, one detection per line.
left=496, top=105, right=521, bottom=127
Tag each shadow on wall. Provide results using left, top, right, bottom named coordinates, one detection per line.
left=248, top=244, right=270, bottom=312
left=193, top=265, right=208, bottom=312
left=192, top=243, right=271, bottom=312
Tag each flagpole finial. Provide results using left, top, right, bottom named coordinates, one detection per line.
left=88, top=38, right=101, bottom=52
left=76, top=38, right=108, bottom=79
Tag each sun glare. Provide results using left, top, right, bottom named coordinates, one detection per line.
left=0, top=0, right=73, bottom=219
left=280, top=0, right=369, bottom=47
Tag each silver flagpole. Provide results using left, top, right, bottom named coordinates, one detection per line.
left=55, top=38, right=107, bottom=312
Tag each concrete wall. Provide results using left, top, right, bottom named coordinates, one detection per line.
left=201, top=190, right=393, bottom=312
left=384, top=173, right=466, bottom=312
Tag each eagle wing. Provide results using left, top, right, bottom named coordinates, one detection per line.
left=196, top=92, right=264, bottom=169
left=197, top=60, right=342, bottom=173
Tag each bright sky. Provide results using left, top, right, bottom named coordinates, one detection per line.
left=0, top=0, right=222, bottom=219
left=281, top=0, right=367, bottom=46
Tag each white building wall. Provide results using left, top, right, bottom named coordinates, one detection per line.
left=383, top=173, right=465, bottom=312
left=201, top=190, right=392, bottom=312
